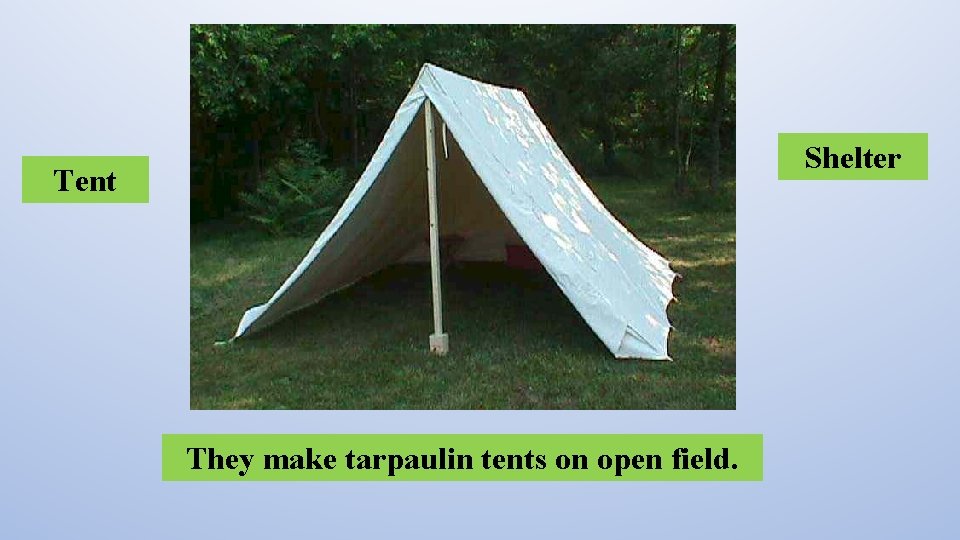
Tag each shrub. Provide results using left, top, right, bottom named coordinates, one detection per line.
left=562, top=131, right=605, bottom=175
left=240, top=139, right=346, bottom=236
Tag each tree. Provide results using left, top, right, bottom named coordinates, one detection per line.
left=673, top=26, right=686, bottom=194
left=709, top=25, right=731, bottom=192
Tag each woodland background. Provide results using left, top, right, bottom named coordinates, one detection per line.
left=190, top=24, right=735, bottom=224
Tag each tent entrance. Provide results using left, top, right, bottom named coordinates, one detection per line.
left=411, top=99, right=535, bottom=355
left=399, top=102, right=526, bottom=268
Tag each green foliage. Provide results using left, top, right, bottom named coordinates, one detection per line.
left=239, top=139, right=346, bottom=236
left=190, top=25, right=313, bottom=121
left=190, top=24, right=736, bottom=219
left=675, top=176, right=737, bottom=213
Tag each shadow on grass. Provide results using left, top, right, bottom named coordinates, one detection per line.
left=249, top=263, right=605, bottom=357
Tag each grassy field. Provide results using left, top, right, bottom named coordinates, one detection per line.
left=190, top=177, right=735, bottom=409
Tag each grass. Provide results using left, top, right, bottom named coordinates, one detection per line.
left=190, top=176, right=735, bottom=409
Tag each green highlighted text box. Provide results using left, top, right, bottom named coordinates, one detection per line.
left=778, top=133, right=927, bottom=180
left=22, top=156, right=149, bottom=202
left=162, top=433, right=763, bottom=481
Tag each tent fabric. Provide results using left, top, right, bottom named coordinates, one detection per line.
left=233, top=64, right=677, bottom=359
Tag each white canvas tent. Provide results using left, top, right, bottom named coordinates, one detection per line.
left=233, top=64, right=677, bottom=359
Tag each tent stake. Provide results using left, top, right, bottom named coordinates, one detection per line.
left=424, top=99, right=449, bottom=355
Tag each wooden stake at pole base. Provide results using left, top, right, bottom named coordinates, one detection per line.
left=429, top=333, right=449, bottom=355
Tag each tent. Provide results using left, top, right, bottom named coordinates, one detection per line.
left=232, top=64, right=677, bottom=359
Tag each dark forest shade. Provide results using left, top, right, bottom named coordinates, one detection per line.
left=190, top=24, right=736, bottom=220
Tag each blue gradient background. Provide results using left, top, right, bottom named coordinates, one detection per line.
left=2, top=1, right=958, bottom=537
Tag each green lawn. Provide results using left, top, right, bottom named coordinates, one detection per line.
left=190, top=177, right=735, bottom=409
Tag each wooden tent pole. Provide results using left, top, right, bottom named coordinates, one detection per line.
left=425, top=99, right=449, bottom=355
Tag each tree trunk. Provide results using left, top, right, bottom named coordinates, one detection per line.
left=249, top=137, right=260, bottom=191
left=312, top=90, right=329, bottom=153
left=673, top=26, right=686, bottom=194
left=709, top=25, right=730, bottom=192
left=600, top=121, right=617, bottom=174
left=350, top=67, right=360, bottom=170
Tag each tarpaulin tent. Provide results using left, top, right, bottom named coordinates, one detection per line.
left=232, top=64, right=677, bottom=359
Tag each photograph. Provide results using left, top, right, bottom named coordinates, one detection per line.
left=189, top=24, right=736, bottom=410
